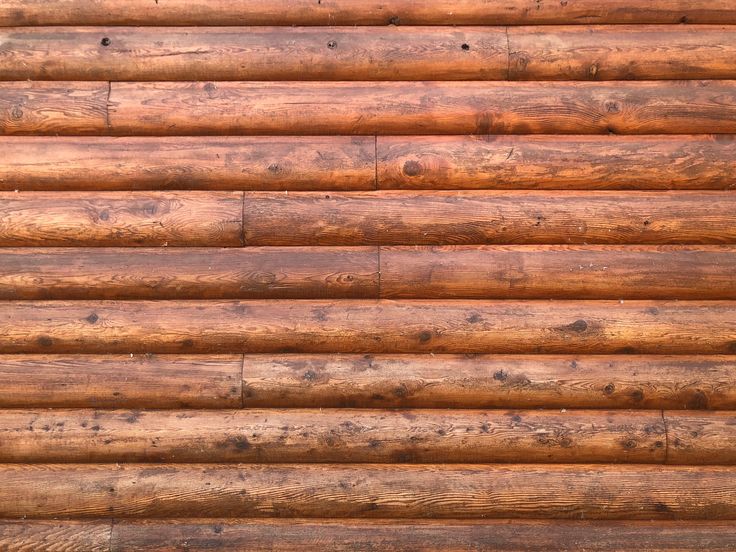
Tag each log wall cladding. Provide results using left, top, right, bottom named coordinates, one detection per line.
left=1, top=1, right=735, bottom=550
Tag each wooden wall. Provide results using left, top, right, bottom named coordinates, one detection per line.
left=1, top=1, right=736, bottom=550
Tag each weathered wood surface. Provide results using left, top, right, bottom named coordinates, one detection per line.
left=0, top=137, right=376, bottom=191
left=0, top=192, right=243, bottom=246
left=2, top=26, right=735, bottom=81
left=2, top=0, right=736, bottom=26
left=2, top=464, right=736, bottom=519
left=242, top=191, right=736, bottom=245
left=0, top=521, right=111, bottom=552
left=376, top=135, right=736, bottom=190
left=666, top=412, right=736, bottom=465
left=1, top=300, right=734, bottom=354
left=0, top=409, right=667, bottom=464
left=0, top=248, right=378, bottom=299
left=380, top=246, right=736, bottom=299
left=105, top=81, right=736, bottom=136
left=0, top=355, right=242, bottom=409
left=242, top=354, right=736, bottom=410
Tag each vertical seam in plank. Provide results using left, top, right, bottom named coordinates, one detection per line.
left=240, top=353, right=246, bottom=408
left=374, top=135, right=379, bottom=190
left=240, top=191, right=246, bottom=246
left=504, top=27, right=511, bottom=80
left=661, top=409, right=669, bottom=465
left=108, top=518, right=115, bottom=552
left=377, top=246, right=382, bottom=298
left=105, top=81, right=112, bottom=131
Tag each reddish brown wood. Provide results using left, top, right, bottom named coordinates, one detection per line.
left=0, top=521, right=110, bottom=551
left=666, top=412, right=736, bottom=465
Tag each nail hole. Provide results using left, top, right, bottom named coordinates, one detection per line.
left=100, top=37, right=111, bottom=47
left=327, top=40, right=337, bottom=49
left=461, top=43, right=470, bottom=51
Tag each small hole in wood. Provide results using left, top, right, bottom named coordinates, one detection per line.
left=101, top=37, right=111, bottom=46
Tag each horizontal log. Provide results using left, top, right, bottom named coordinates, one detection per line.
left=106, top=81, right=736, bottom=136
left=2, top=464, right=736, bottom=519
left=508, top=26, right=736, bottom=80
left=376, top=135, right=736, bottom=190
left=0, top=355, right=242, bottom=409
left=666, top=412, right=736, bottom=465
left=0, top=27, right=507, bottom=81
left=0, top=521, right=110, bottom=551
left=2, top=0, right=736, bottom=25
left=242, top=191, right=736, bottom=245
left=0, top=137, right=376, bottom=191
left=1, top=300, right=734, bottom=354
left=0, top=409, right=666, bottom=464
left=0, top=82, right=107, bottom=135
left=380, top=246, right=736, bottom=299
left=0, top=192, right=242, bottom=246
left=242, top=354, right=736, bottom=410
left=0, top=248, right=378, bottom=299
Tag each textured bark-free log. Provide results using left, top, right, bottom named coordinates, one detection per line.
left=0, top=192, right=243, bottom=246
left=242, top=354, right=736, bottom=410
left=106, top=81, right=736, bottom=136
left=0, top=521, right=110, bottom=552
left=380, top=246, right=736, bottom=299
left=0, top=355, right=242, bottom=409
left=0, top=247, right=378, bottom=299
left=376, top=135, right=736, bottom=190
left=1, top=300, right=734, bottom=354
left=666, top=412, right=736, bottom=465
left=0, top=409, right=666, bottom=464
left=0, top=136, right=375, bottom=191
left=2, top=464, right=736, bottom=519
left=243, top=191, right=736, bottom=245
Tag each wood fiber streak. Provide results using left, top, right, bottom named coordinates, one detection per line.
left=666, top=411, right=736, bottom=465
left=106, top=81, right=736, bottom=136
left=0, top=521, right=111, bottom=552
left=0, top=355, right=242, bottom=409
left=0, top=192, right=243, bottom=246
left=0, top=248, right=379, bottom=299
left=0, top=300, right=734, bottom=354
left=376, top=135, right=736, bottom=190
left=242, top=191, right=736, bottom=245
left=0, top=137, right=376, bottom=191
left=0, top=409, right=666, bottom=464
left=2, top=464, right=736, bottom=519
left=242, top=354, right=736, bottom=410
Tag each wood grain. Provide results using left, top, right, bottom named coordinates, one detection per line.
left=242, top=191, right=736, bottom=245
left=0, top=247, right=378, bottom=299
left=0, top=137, right=375, bottom=191
left=666, top=412, right=736, bottom=465
left=1, top=300, right=734, bottom=354
left=107, top=81, right=736, bottom=136
left=242, top=354, right=736, bottom=410
left=0, top=192, right=243, bottom=246
left=379, top=246, right=736, bottom=299
left=0, top=27, right=507, bottom=81
left=508, top=26, right=736, bottom=80
left=2, top=464, right=736, bottom=519
left=376, top=135, right=736, bottom=190
left=0, top=82, right=107, bottom=135
left=2, top=0, right=736, bottom=25
left=0, top=355, right=242, bottom=409
left=0, top=409, right=666, bottom=464
left=0, top=521, right=110, bottom=552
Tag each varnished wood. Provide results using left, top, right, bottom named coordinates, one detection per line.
left=666, top=412, right=736, bottom=465
left=0, top=300, right=733, bottom=354
left=2, top=464, right=736, bottom=519
left=106, top=81, right=736, bottom=136
left=242, top=354, right=736, bottom=410
left=376, top=135, right=736, bottom=190
left=0, top=137, right=376, bottom=191
left=380, top=246, right=736, bottom=299
left=0, top=355, right=242, bottom=409
left=0, top=192, right=243, bottom=246
left=0, top=409, right=666, bottom=464
left=0, top=248, right=378, bottom=299
left=242, top=191, right=736, bottom=245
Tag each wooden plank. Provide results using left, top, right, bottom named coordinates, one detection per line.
left=666, top=412, right=736, bottom=465
left=0, top=192, right=243, bottom=246
left=242, top=354, right=736, bottom=410
left=0, top=521, right=110, bottom=552
left=0, top=27, right=508, bottom=81
left=376, top=135, right=736, bottom=190
left=0, top=355, right=242, bottom=409
left=107, top=81, right=736, bottom=136
left=379, top=246, right=736, bottom=299
left=242, top=191, right=736, bottom=245
left=0, top=137, right=376, bottom=191
left=2, top=0, right=736, bottom=25
left=2, top=464, right=736, bottom=519
left=0, top=247, right=378, bottom=299
left=0, top=409, right=666, bottom=464
left=508, top=26, right=736, bottom=80
left=0, top=82, right=107, bottom=135
left=1, top=300, right=734, bottom=354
